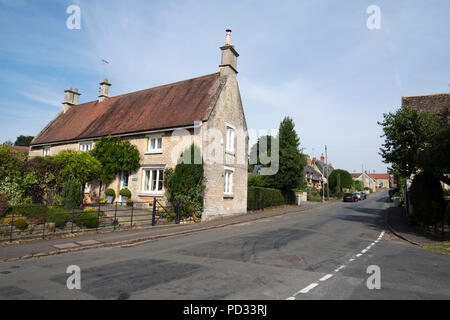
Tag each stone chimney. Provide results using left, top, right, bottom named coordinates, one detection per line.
left=307, top=156, right=311, bottom=165
left=62, top=87, right=81, bottom=113
left=320, top=153, right=325, bottom=162
left=219, top=29, right=239, bottom=77
left=98, top=79, right=112, bottom=102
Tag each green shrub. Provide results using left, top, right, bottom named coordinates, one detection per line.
left=74, top=211, right=99, bottom=229
left=163, top=145, right=205, bottom=222
left=247, top=187, right=284, bottom=210
left=1, top=214, right=28, bottom=230
left=0, top=192, right=8, bottom=217
left=62, top=178, right=83, bottom=209
left=248, top=175, right=266, bottom=187
left=307, top=193, right=322, bottom=202
left=14, top=204, right=47, bottom=220
left=119, top=188, right=131, bottom=198
left=46, top=211, right=70, bottom=228
left=105, top=188, right=116, bottom=197
left=409, top=171, right=445, bottom=226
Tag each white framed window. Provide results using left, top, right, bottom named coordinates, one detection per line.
left=225, top=123, right=235, bottom=153
left=224, top=166, right=234, bottom=196
left=80, top=142, right=92, bottom=152
left=43, top=146, right=50, bottom=157
left=146, top=135, right=162, bottom=153
left=84, top=183, right=91, bottom=194
left=142, top=168, right=164, bottom=193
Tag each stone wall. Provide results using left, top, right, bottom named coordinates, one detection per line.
left=201, top=74, right=248, bottom=221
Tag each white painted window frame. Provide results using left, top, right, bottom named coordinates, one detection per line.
left=141, top=165, right=165, bottom=195
left=146, top=134, right=163, bottom=154
left=224, top=166, right=235, bottom=196
left=43, top=146, right=50, bottom=157
left=79, top=141, right=93, bottom=152
left=225, top=123, right=235, bottom=154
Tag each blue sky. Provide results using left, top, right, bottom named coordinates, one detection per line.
left=0, top=0, right=449, bottom=173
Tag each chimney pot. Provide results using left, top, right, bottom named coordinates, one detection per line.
left=320, top=153, right=325, bottom=162
left=219, top=29, right=239, bottom=77
left=62, top=87, right=81, bottom=113
left=99, top=79, right=112, bottom=102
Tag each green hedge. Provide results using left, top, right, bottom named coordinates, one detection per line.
left=74, top=211, right=99, bottom=229
left=248, top=187, right=285, bottom=210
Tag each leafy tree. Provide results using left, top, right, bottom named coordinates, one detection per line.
left=0, top=145, right=25, bottom=181
left=24, top=156, right=63, bottom=204
left=14, top=135, right=34, bottom=147
left=353, top=180, right=364, bottom=191
left=249, top=135, right=273, bottom=173
left=53, top=150, right=102, bottom=187
left=328, top=169, right=353, bottom=193
left=263, top=117, right=306, bottom=193
left=163, top=145, right=205, bottom=222
left=90, top=136, right=141, bottom=192
left=378, top=107, right=449, bottom=185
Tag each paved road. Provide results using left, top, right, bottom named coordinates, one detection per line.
left=1, top=190, right=449, bottom=300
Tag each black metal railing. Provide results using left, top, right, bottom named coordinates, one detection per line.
left=0, top=200, right=181, bottom=243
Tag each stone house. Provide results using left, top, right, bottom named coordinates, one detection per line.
left=304, top=154, right=333, bottom=190
left=29, top=30, right=248, bottom=221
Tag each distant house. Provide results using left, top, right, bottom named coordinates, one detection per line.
left=29, top=30, right=248, bottom=221
left=3, top=145, right=29, bottom=158
left=351, top=172, right=377, bottom=190
left=304, top=154, right=333, bottom=190
left=351, top=172, right=391, bottom=190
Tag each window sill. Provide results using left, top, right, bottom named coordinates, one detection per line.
left=138, top=193, right=163, bottom=197
left=145, top=151, right=162, bottom=155
left=225, top=150, right=235, bottom=156
left=223, top=194, right=234, bottom=199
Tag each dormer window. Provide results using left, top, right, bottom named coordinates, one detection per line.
left=43, top=146, right=50, bottom=157
left=225, top=123, right=235, bottom=154
left=146, top=135, right=162, bottom=154
left=80, top=142, right=92, bottom=152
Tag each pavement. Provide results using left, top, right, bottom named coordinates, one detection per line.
left=0, top=200, right=331, bottom=262
left=385, top=205, right=444, bottom=246
left=1, top=190, right=449, bottom=300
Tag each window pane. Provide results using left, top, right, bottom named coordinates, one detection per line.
left=151, top=138, right=156, bottom=150
left=144, top=170, right=150, bottom=191
left=158, top=170, right=164, bottom=191
left=157, top=138, right=162, bottom=149
left=151, top=170, right=157, bottom=191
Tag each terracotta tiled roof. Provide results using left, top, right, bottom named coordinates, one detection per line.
left=351, top=173, right=362, bottom=178
left=368, top=173, right=390, bottom=180
left=3, top=145, right=29, bottom=156
left=31, top=73, right=222, bottom=145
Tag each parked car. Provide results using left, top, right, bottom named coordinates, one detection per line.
left=359, top=192, right=367, bottom=200
left=343, top=193, right=358, bottom=202
left=353, top=192, right=361, bottom=201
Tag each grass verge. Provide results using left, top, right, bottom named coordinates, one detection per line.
left=421, top=242, right=450, bottom=255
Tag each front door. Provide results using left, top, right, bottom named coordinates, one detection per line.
left=120, top=171, right=129, bottom=202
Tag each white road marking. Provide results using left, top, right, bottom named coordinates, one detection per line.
left=319, top=274, right=333, bottom=281
left=297, top=283, right=319, bottom=294
left=286, top=230, right=386, bottom=299
left=334, top=265, right=346, bottom=272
